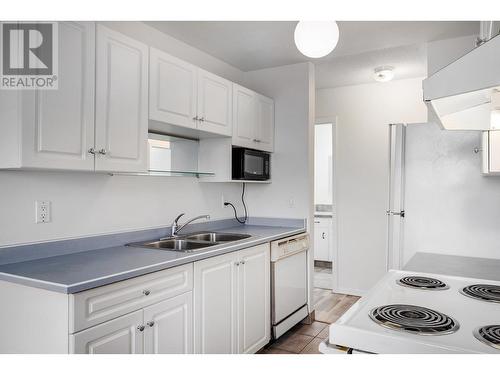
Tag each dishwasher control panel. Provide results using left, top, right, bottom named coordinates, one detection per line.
left=270, top=233, right=309, bottom=261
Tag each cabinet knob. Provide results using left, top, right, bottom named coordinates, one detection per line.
left=235, top=262, right=240, bottom=266
left=147, top=321, right=155, bottom=327
left=88, top=148, right=96, bottom=155
left=322, top=232, right=326, bottom=240
left=240, top=260, right=246, bottom=265
left=137, top=325, right=145, bottom=332
left=143, top=290, right=151, bottom=296
left=193, top=116, right=199, bottom=121
left=98, top=148, right=107, bottom=155
left=199, top=117, right=205, bottom=122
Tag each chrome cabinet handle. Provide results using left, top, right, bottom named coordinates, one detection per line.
left=137, top=325, right=145, bottom=332
left=253, top=139, right=261, bottom=143
left=322, top=232, right=326, bottom=240
left=143, top=290, right=151, bottom=296
left=147, top=321, right=155, bottom=327
left=199, top=117, right=205, bottom=122
left=98, top=149, right=107, bottom=155
left=88, top=148, right=96, bottom=155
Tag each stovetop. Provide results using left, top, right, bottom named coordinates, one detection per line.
left=328, top=270, right=500, bottom=353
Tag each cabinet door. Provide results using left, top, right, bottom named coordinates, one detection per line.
left=194, top=252, right=238, bottom=354
left=143, top=292, right=193, bottom=354
left=70, top=311, right=144, bottom=354
left=21, top=22, right=95, bottom=170
left=314, top=219, right=331, bottom=261
left=255, top=94, right=275, bottom=152
left=238, top=244, right=270, bottom=354
left=149, top=48, right=197, bottom=129
left=197, top=69, right=232, bottom=136
left=95, top=25, right=148, bottom=172
left=232, top=84, right=256, bottom=149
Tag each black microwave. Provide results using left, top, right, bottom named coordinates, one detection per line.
left=232, top=147, right=270, bottom=181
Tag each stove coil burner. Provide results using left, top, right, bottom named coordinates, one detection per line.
left=474, top=325, right=500, bottom=350
left=369, top=304, right=459, bottom=335
left=461, top=284, right=500, bottom=303
left=397, top=276, right=449, bottom=290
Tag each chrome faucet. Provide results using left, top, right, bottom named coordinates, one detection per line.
left=169, top=213, right=210, bottom=237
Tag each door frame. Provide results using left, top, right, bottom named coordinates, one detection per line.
left=314, top=116, right=338, bottom=292
left=386, top=123, right=407, bottom=271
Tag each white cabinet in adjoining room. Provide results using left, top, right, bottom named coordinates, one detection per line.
left=94, top=25, right=149, bottom=173
left=193, top=243, right=270, bottom=354
left=314, top=217, right=332, bottom=262
left=232, top=84, right=275, bottom=152
left=143, top=292, right=193, bottom=354
left=149, top=49, right=233, bottom=137
left=70, top=311, right=144, bottom=354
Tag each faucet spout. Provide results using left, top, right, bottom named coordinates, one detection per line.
left=170, top=214, right=210, bottom=237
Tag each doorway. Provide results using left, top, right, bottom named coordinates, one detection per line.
left=313, top=120, right=337, bottom=291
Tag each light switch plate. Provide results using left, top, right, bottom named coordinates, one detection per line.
left=36, top=200, right=51, bottom=223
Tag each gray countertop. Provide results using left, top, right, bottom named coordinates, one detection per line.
left=404, top=252, right=500, bottom=282
left=0, top=224, right=305, bottom=294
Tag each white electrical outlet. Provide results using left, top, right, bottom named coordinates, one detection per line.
left=288, top=197, right=295, bottom=208
left=36, top=200, right=51, bottom=223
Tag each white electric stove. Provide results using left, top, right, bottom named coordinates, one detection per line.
left=320, top=270, right=500, bottom=354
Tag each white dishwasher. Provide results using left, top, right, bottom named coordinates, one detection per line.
left=271, top=233, right=309, bottom=339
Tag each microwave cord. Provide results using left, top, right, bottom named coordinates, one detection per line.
left=224, top=183, right=248, bottom=224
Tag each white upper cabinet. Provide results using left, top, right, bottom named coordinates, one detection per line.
left=197, top=69, right=232, bottom=136
left=232, top=84, right=256, bottom=148
left=255, top=94, right=275, bottom=152
left=149, top=49, right=233, bottom=136
left=149, top=48, right=197, bottom=129
left=232, top=84, right=274, bottom=152
left=95, top=25, right=149, bottom=172
left=0, top=22, right=96, bottom=170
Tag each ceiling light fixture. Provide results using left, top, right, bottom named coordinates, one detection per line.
left=373, top=66, right=395, bottom=82
left=294, top=21, right=339, bottom=58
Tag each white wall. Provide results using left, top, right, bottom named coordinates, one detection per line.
left=242, top=63, right=314, bottom=221
left=316, top=77, right=427, bottom=295
left=403, top=123, right=500, bottom=262
left=314, top=124, right=333, bottom=205
left=0, top=22, right=248, bottom=247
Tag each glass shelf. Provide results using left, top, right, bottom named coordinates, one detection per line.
left=108, top=170, right=215, bottom=178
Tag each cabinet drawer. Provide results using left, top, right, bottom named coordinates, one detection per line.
left=69, top=264, right=193, bottom=333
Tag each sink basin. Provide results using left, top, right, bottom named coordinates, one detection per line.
left=127, top=232, right=252, bottom=253
left=184, top=232, right=251, bottom=242
left=133, top=239, right=216, bottom=252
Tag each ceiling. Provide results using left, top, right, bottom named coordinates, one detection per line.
left=146, top=21, right=479, bottom=88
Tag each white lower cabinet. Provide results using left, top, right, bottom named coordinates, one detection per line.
left=71, top=310, right=144, bottom=354
left=238, top=245, right=271, bottom=354
left=194, top=243, right=270, bottom=354
left=144, top=292, right=193, bottom=354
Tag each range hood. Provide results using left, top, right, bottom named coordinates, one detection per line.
left=423, top=34, right=500, bottom=130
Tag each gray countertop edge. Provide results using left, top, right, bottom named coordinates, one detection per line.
left=0, top=226, right=306, bottom=294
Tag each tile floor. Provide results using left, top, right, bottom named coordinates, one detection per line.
left=259, top=289, right=360, bottom=354
left=314, top=265, right=333, bottom=290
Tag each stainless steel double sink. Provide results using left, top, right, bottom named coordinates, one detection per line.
left=128, top=232, right=251, bottom=252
